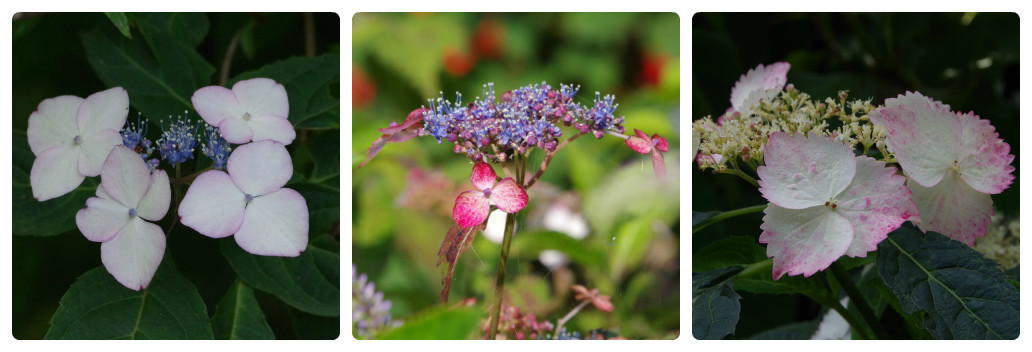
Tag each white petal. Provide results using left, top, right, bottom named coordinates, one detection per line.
left=759, top=204, right=853, bottom=279
left=909, top=172, right=994, bottom=246
left=99, top=146, right=151, bottom=208
left=879, top=95, right=959, bottom=187
left=101, top=217, right=166, bottom=291
left=30, top=145, right=85, bottom=201
left=730, top=62, right=790, bottom=114
left=217, top=117, right=254, bottom=144
left=232, top=78, right=289, bottom=119
left=77, top=129, right=123, bottom=177
left=178, top=171, right=246, bottom=238
left=192, top=85, right=244, bottom=127
left=235, top=188, right=308, bottom=256
left=250, top=114, right=296, bottom=145
left=76, top=196, right=131, bottom=242
left=136, top=170, right=171, bottom=221
left=77, top=87, right=129, bottom=137
left=758, top=131, right=855, bottom=209
left=27, top=95, right=83, bottom=155
left=227, top=140, right=293, bottom=196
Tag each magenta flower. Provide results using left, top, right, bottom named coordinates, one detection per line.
left=625, top=128, right=669, bottom=180
left=758, top=132, right=916, bottom=279
left=872, top=91, right=1014, bottom=245
left=729, top=62, right=790, bottom=115
left=452, top=162, right=528, bottom=228
left=191, top=77, right=295, bottom=145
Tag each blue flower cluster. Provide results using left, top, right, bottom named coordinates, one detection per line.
left=353, top=265, right=402, bottom=339
left=120, top=113, right=159, bottom=171
left=200, top=125, right=232, bottom=170
left=157, top=112, right=199, bottom=167
left=421, top=81, right=625, bottom=161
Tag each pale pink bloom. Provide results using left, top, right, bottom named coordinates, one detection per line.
left=729, top=62, right=790, bottom=115
left=873, top=91, right=1014, bottom=245
left=452, top=162, right=528, bottom=228
left=75, top=146, right=170, bottom=290
left=27, top=87, right=129, bottom=201
left=191, top=78, right=296, bottom=145
left=178, top=140, right=309, bottom=256
left=758, top=132, right=916, bottom=279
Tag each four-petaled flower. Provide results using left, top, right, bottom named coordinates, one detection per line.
left=625, top=128, right=669, bottom=181
left=453, top=162, right=528, bottom=228
left=191, top=77, right=295, bottom=146
left=729, top=62, right=790, bottom=116
left=871, top=91, right=1014, bottom=245
left=570, top=284, right=614, bottom=312
left=75, top=146, right=170, bottom=290
left=28, top=87, right=129, bottom=201
left=757, top=131, right=916, bottom=279
left=178, top=140, right=309, bottom=256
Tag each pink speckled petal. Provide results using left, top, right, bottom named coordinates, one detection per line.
left=469, top=162, right=497, bottom=191
left=908, top=172, right=994, bottom=246
left=879, top=94, right=959, bottom=188
left=760, top=204, right=853, bottom=280
left=178, top=171, right=246, bottom=238
left=453, top=190, right=490, bottom=228
left=490, top=177, right=527, bottom=213
left=192, top=85, right=243, bottom=127
left=758, top=131, right=855, bottom=209
left=954, top=111, right=1015, bottom=194
left=836, top=156, right=917, bottom=256
left=625, top=135, right=652, bottom=154
left=27, top=95, right=82, bottom=155
left=633, top=128, right=649, bottom=141
left=235, top=188, right=309, bottom=257
left=101, top=217, right=165, bottom=291
left=652, top=134, right=669, bottom=152
left=76, top=196, right=130, bottom=243
left=730, top=62, right=790, bottom=114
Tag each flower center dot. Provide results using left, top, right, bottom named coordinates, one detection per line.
left=482, top=188, right=492, bottom=198
left=245, top=194, right=254, bottom=203
left=73, top=135, right=83, bottom=145
left=128, top=208, right=137, bottom=217
left=242, top=112, right=252, bottom=121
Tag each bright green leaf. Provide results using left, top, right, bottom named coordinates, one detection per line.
left=221, top=237, right=340, bottom=317
left=104, top=12, right=131, bottom=39
left=510, top=230, right=606, bottom=270
left=211, top=280, right=275, bottom=339
left=692, top=266, right=742, bottom=340
left=378, top=306, right=482, bottom=340
left=231, top=54, right=340, bottom=129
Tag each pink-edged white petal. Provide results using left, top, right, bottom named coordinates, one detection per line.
left=192, top=85, right=243, bottom=127
left=99, top=146, right=152, bottom=208
left=469, top=162, right=497, bottom=191
left=730, top=62, right=790, bottom=114
left=490, top=177, right=528, bottom=213
left=136, top=170, right=171, bottom=221
left=835, top=156, right=916, bottom=256
left=76, top=196, right=131, bottom=242
left=908, top=171, right=994, bottom=246
left=27, top=95, right=82, bottom=155
left=954, top=111, right=1015, bottom=194
left=885, top=91, right=950, bottom=113
left=234, top=188, right=309, bottom=256
left=879, top=96, right=959, bottom=188
left=758, top=132, right=855, bottom=209
left=249, top=114, right=297, bottom=145
left=76, top=87, right=129, bottom=137
left=100, top=217, right=166, bottom=291
left=77, top=129, right=123, bottom=177
left=30, top=145, right=85, bottom=201
left=453, top=190, right=490, bottom=228
left=625, top=135, right=652, bottom=154
left=217, top=117, right=254, bottom=144
left=178, top=171, right=246, bottom=238
left=232, top=78, right=289, bottom=119
left=227, top=140, right=293, bottom=196
left=759, top=204, right=853, bottom=279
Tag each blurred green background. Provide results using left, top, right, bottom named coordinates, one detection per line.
left=692, top=13, right=1019, bottom=338
left=352, top=13, right=680, bottom=339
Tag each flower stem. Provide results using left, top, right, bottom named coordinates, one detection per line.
left=166, top=165, right=182, bottom=237
left=692, top=204, right=767, bottom=234
left=552, top=300, right=591, bottom=340
left=823, top=296, right=873, bottom=340
left=524, top=130, right=586, bottom=190
left=488, top=211, right=518, bottom=339
left=830, top=262, right=890, bottom=339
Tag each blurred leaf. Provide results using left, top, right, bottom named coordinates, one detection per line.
left=583, top=152, right=680, bottom=237
left=561, top=13, right=636, bottom=47
left=104, top=13, right=131, bottom=39
left=231, top=54, right=340, bottom=129
left=610, top=217, right=655, bottom=278
left=365, top=13, right=466, bottom=97
left=211, top=280, right=275, bottom=339
left=378, top=306, right=482, bottom=340
left=692, top=236, right=766, bottom=272
left=12, top=130, right=97, bottom=237
left=511, top=230, right=607, bottom=271
left=437, top=223, right=486, bottom=303
left=221, top=238, right=339, bottom=317
left=692, top=266, right=742, bottom=340
left=45, top=260, right=213, bottom=339
left=876, top=224, right=1019, bottom=339
left=239, top=20, right=257, bottom=59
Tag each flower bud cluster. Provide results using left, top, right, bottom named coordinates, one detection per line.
left=120, top=113, right=159, bottom=171
left=157, top=111, right=199, bottom=167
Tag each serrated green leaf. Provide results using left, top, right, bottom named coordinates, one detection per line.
left=104, top=12, right=132, bottom=39
left=211, top=280, right=275, bottom=340
left=221, top=237, right=340, bottom=317
left=231, top=54, right=339, bottom=129
left=876, top=224, right=1020, bottom=339
left=692, top=266, right=743, bottom=340
left=45, top=260, right=213, bottom=339
left=377, top=306, right=482, bottom=340
left=12, top=129, right=98, bottom=237
left=692, top=236, right=766, bottom=272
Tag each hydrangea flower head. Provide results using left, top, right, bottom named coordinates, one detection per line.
left=625, top=128, right=669, bottom=181
left=453, top=162, right=528, bottom=228
left=27, top=87, right=129, bottom=201
left=872, top=91, right=1014, bottom=245
left=729, top=62, right=790, bottom=115
left=157, top=112, right=198, bottom=167
left=178, top=140, right=309, bottom=256
left=75, top=145, right=171, bottom=290
left=757, top=131, right=916, bottom=279
left=191, top=77, right=295, bottom=145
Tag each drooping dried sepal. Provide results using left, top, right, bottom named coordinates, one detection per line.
left=437, top=222, right=487, bottom=303
left=359, top=108, right=427, bottom=168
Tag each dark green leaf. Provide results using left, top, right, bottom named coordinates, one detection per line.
left=45, top=260, right=213, bottom=339
left=211, top=280, right=275, bottom=339
left=231, top=54, right=340, bottom=129
left=692, top=236, right=766, bottom=272
left=377, top=306, right=482, bottom=340
left=693, top=236, right=831, bottom=301
left=291, top=182, right=340, bottom=237
left=221, top=237, right=340, bottom=317
left=692, top=211, right=719, bottom=227
left=12, top=130, right=98, bottom=237
left=104, top=13, right=131, bottom=39
left=748, top=320, right=820, bottom=339
left=735, top=267, right=829, bottom=301
left=876, top=225, right=1020, bottom=339
left=288, top=306, right=339, bottom=339
left=692, top=266, right=743, bottom=340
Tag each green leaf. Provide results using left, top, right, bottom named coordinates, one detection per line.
left=377, top=306, right=482, bottom=340
left=876, top=224, right=1020, bottom=339
left=211, top=280, right=275, bottom=339
left=288, top=306, right=339, bottom=339
left=12, top=130, right=97, bottom=237
left=510, top=230, right=607, bottom=270
left=748, top=320, right=821, bottom=339
left=292, top=181, right=340, bottom=237
left=692, top=266, right=743, bottom=340
left=364, top=13, right=466, bottom=98
left=692, top=236, right=766, bottom=272
left=220, top=237, right=340, bottom=317
left=104, top=12, right=132, bottom=39
left=693, top=235, right=831, bottom=301
left=231, top=54, right=340, bottom=129
left=45, top=260, right=213, bottom=339
left=692, top=211, right=719, bottom=227
left=610, top=217, right=657, bottom=278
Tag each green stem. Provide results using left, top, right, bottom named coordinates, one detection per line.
left=830, top=262, right=890, bottom=339
left=692, top=204, right=767, bottom=234
left=487, top=211, right=518, bottom=339
left=823, top=297, right=873, bottom=340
